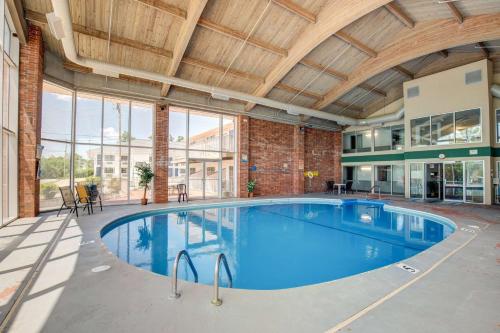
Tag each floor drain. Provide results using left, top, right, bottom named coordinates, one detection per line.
left=460, top=227, right=476, bottom=233
left=91, top=265, right=111, bottom=273
left=395, top=263, right=419, bottom=274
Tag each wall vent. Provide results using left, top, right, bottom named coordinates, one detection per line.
left=407, top=86, right=419, bottom=98
left=465, top=69, right=482, bottom=85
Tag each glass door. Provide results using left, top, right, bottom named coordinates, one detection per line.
left=188, top=159, right=220, bottom=199
left=410, top=163, right=424, bottom=199
left=465, top=161, right=484, bottom=203
left=425, top=163, right=442, bottom=200
left=444, top=161, right=463, bottom=201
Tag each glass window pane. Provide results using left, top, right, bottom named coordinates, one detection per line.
left=465, top=161, right=483, bottom=203
left=76, top=93, right=102, bottom=144
left=189, top=110, right=220, bottom=151
left=410, top=163, right=424, bottom=198
left=374, top=127, right=391, bottom=151
left=431, top=113, right=454, bottom=145
left=131, top=102, right=153, bottom=147
left=391, top=125, right=404, bottom=150
left=392, top=165, right=404, bottom=195
left=169, top=106, right=187, bottom=149
left=375, top=165, right=391, bottom=193
left=411, top=117, right=430, bottom=146
left=222, top=152, right=235, bottom=197
left=168, top=149, right=186, bottom=200
left=101, top=146, right=129, bottom=202
left=356, top=165, right=372, bottom=191
left=103, top=97, right=130, bottom=145
left=188, top=150, right=221, bottom=159
left=2, top=59, right=9, bottom=126
left=343, top=132, right=355, bottom=153
left=455, top=109, right=481, bottom=144
left=355, top=130, right=371, bottom=152
left=39, top=140, right=72, bottom=211
left=41, top=83, right=73, bottom=141
left=222, top=116, right=236, bottom=152
left=74, top=144, right=101, bottom=187
left=129, top=148, right=153, bottom=201
left=2, top=132, right=8, bottom=221
left=444, top=162, right=463, bottom=201
left=496, top=109, right=500, bottom=143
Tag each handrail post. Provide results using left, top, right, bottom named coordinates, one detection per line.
left=211, top=253, right=233, bottom=306
left=169, top=250, right=198, bottom=299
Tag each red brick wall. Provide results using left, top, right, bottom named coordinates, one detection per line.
left=244, top=118, right=341, bottom=197
left=153, top=104, right=168, bottom=203
left=18, top=25, right=44, bottom=217
left=304, top=127, right=342, bottom=193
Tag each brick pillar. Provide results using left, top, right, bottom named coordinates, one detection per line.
left=237, top=115, right=249, bottom=197
left=18, top=25, right=44, bottom=217
left=292, top=125, right=305, bottom=194
left=333, top=130, right=342, bottom=183
left=153, top=104, right=169, bottom=203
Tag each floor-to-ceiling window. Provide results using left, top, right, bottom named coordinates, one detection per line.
left=168, top=106, right=236, bottom=200
left=1, top=8, right=19, bottom=225
left=40, top=81, right=154, bottom=210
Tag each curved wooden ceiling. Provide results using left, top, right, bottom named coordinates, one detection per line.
left=23, top=0, right=500, bottom=118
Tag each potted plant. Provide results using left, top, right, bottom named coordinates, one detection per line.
left=136, top=163, right=154, bottom=205
left=247, top=179, right=256, bottom=198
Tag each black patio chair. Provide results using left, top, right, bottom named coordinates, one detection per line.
left=57, top=186, right=88, bottom=217
left=325, top=180, right=335, bottom=194
left=177, top=184, right=188, bottom=203
left=88, top=184, right=103, bottom=212
left=345, top=181, right=355, bottom=194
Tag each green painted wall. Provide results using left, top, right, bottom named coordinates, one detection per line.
left=342, top=146, right=495, bottom=163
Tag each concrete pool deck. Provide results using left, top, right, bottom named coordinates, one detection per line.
left=0, top=195, right=499, bottom=333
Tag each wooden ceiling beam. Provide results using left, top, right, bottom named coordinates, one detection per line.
left=197, top=18, right=288, bottom=57
left=476, top=42, right=489, bottom=59
left=271, top=0, right=316, bottom=23
left=181, top=57, right=265, bottom=83
left=299, top=59, right=348, bottom=81
left=313, top=13, right=500, bottom=109
left=358, top=83, right=387, bottom=98
left=133, top=0, right=187, bottom=20
left=275, top=82, right=322, bottom=100
left=275, top=82, right=364, bottom=112
left=445, top=2, right=463, bottom=24
left=25, top=9, right=173, bottom=58
left=384, top=2, right=414, bottom=28
left=438, top=49, right=449, bottom=58
left=393, top=65, right=414, bottom=79
left=244, top=0, right=392, bottom=111
left=335, top=31, right=378, bottom=58
left=161, top=0, right=208, bottom=96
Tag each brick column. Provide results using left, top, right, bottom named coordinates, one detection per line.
left=292, top=125, right=305, bottom=194
left=18, top=25, right=44, bottom=217
left=237, top=115, right=249, bottom=197
left=153, top=104, right=168, bottom=203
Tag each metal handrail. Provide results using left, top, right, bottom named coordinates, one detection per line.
left=365, top=185, right=381, bottom=199
left=170, top=250, right=198, bottom=299
left=211, top=253, right=233, bottom=306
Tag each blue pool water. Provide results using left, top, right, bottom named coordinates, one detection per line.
left=101, top=200, right=454, bottom=290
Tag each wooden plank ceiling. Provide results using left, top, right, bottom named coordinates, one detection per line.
left=23, top=0, right=500, bottom=119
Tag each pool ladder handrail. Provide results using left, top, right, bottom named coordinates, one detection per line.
left=170, top=250, right=198, bottom=299
left=365, top=185, right=381, bottom=199
left=211, top=253, right=233, bottom=306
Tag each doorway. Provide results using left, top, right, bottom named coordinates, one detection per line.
left=188, top=159, right=220, bottom=199
left=425, top=163, right=442, bottom=201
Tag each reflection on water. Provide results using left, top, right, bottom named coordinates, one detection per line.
left=101, top=202, right=453, bottom=290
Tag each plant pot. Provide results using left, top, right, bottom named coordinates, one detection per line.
left=248, top=192, right=254, bottom=198
left=141, top=198, right=148, bottom=205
